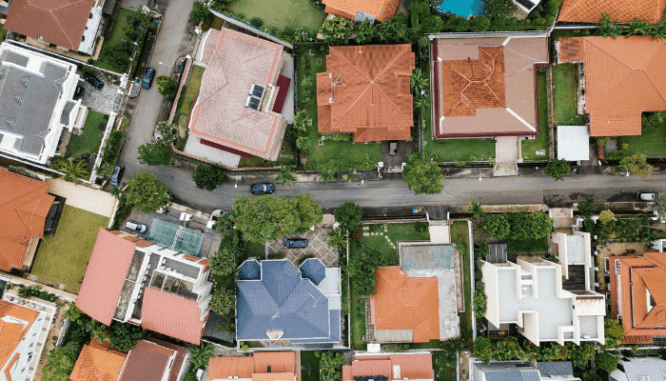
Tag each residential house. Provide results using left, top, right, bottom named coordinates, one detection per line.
left=5, top=0, right=105, bottom=55
left=321, top=0, right=400, bottom=22
left=0, top=43, right=84, bottom=164
left=482, top=232, right=605, bottom=346
left=558, top=0, right=666, bottom=24
left=70, top=340, right=127, bottom=381
left=470, top=359, right=581, bottom=381
left=209, top=351, right=297, bottom=381
left=609, top=252, right=666, bottom=345
left=609, top=357, right=666, bottom=381
left=187, top=28, right=292, bottom=167
left=342, top=352, right=434, bottom=381
left=235, top=258, right=342, bottom=348
left=369, top=242, right=460, bottom=343
left=557, top=36, right=666, bottom=137
left=0, top=298, right=55, bottom=381
left=513, top=0, right=542, bottom=14
left=317, top=44, right=415, bottom=142
left=76, top=229, right=213, bottom=344
left=0, top=168, right=55, bottom=273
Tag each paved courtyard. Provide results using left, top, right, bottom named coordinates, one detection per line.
left=267, top=216, right=338, bottom=267
left=79, top=77, right=121, bottom=114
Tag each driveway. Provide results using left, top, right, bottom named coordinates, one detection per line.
left=79, top=79, right=120, bottom=114
left=267, top=220, right=339, bottom=267
left=381, top=140, right=415, bottom=169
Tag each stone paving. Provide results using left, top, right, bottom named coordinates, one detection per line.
left=267, top=222, right=339, bottom=267
left=362, top=225, right=397, bottom=250
left=80, top=77, right=121, bottom=114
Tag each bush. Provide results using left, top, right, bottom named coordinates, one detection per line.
left=155, top=75, right=177, bottom=96
left=190, top=1, right=212, bottom=24
left=296, top=136, right=312, bottom=151
left=249, top=17, right=264, bottom=28
left=596, top=352, right=619, bottom=373
left=192, top=164, right=226, bottom=191
left=103, top=130, right=124, bottom=164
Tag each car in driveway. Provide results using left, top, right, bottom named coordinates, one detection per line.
left=250, top=183, right=274, bottom=195
left=82, top=72, right=104, bottom=90
left=388, top=141, right=398, bottom=156
left=142, top=67, right=155, bottom=89
left=125, top=220, right=147, bottom=234
left=110, top=165, right=124, bottom=187
left=637, top=191, right=660, bottom=201
left=284, top=238, right=308, bottom=249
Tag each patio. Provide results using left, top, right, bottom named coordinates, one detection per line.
left=267, top=217, right=338, bottom=267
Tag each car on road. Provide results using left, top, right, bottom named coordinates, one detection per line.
left=142, top=67, right=155, bottom=89
left=125, top=220, right=147, bottom=234
left=284, top=238, right=308, bottom=249
left=110, top=165, right=124, bottom=187
left=637, top=191, right=660, bottom=201
left=388, top=141, right=398, bottom=156
left=250, top=183, right=274, bottom=195
left=82, top=72, right=104, bottom=90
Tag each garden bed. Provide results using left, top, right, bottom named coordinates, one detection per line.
left=451, top=221, right=472, bottom=334
left=93, top=8, right=151, bottom=74
left=66, top=111, right=107, bottom=159
left=522, top=70, right=549, bottom=160
left=552, top=63, right=587, bottom=126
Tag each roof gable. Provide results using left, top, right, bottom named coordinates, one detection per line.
left=141, top=287, right=205, bottom=345
left=118, top=340, right=174, bottom=381
left=70, top=341, right=127, bottom=381
left=558, top=0, right=666, bottom=24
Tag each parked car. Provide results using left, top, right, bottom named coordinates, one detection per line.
left=82, top=72, right=104, bottom=90
left=388, top=141, right=398, bottom=156
left=637, top=191, right=660, bottom=201
left=284, top=238, right=308, bottom=249
left=125, top=220, right=147, bottom=234
left=110, top=165, right=124, bottom=187
left=142, top=67, right=155, bottom=89
left=74, top=84, right=84, bottom=98
left=250, top=183, right=274, bottom=195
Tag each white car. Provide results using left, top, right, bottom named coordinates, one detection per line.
left=125, top=220, right=147, bottom=234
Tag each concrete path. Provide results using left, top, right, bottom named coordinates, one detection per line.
left=46, top=179, right=118, bottom=218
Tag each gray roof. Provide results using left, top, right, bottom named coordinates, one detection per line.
left=536, top=361, right=574, bottom=376
left=485, top=370, right=540, bottom=381
left=60, top=100, right=76, bottom=126
left=474, top=361, right=577, bottom=381
left=621, top=357, right=666, bottom=381
left=400, top=242, right=457, bottom=271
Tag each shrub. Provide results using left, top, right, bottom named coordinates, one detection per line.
left=155, top=75, right=177, bottom=96
left=249, top=17, right=264, bottom=28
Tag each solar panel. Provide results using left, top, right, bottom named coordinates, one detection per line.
left=248, top=96, right=261, bottom=110
left=251, top=84, right=265, bottom=98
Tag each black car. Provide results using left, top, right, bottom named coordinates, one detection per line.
left=82, top=72, right=104, bottom=90
left=284, top=238, right=308, bottom=249
left=110, top=165, right=124, bottom=187
left=250, top=183, right=274, bottom=195
left=74, top=84, right=84, bottom=98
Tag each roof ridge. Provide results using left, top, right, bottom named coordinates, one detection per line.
left=643, top=42, right=666, bottom=104
left=366, top=47, right=414, bottom=124
left=46, top=1, right=91, bottom=51
left=583, top=39, right=635, bottom=111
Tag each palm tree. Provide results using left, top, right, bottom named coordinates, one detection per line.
left=414, top=95, right=430, bottom=110
left=326, top=227, right=347, bottom=250
left=466, top=201, right=485, bottom=218
left=410, top=68, right=428, bottom=95
left=276, top=166, right=296, bottom=187
left=189, top=342, right=213, bottom=369
left=57, top=158, right=90, bottom=183
left=210, top=290, right=236, bottom=317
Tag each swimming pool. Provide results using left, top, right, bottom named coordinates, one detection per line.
left=436, top=0, right=484, bottom=17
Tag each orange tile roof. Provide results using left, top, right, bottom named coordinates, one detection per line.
left=190, top=28, right=287, bottom=161
left=252, top=373, right=294, bottom=381
left=5, top=0, right=95, bottom=51
left=253, top=351, right=296, bottom=373
left=389, top=354, right=433, bottom=379
left=343, top=353, right=433, bottom=381
left=141, top=287, right=205, bottom=345
left=0, top=300, right=40, bottom=372
left=0, top=168, right=54, bottom=272
left=209, top=356, right=254, bottom=379
left=558, top=0, right=666, bottom=24
left=70, top=340, right=127, bottom=381
left=209, top=352, right=297, bottom=381
left=77, top=228, right=137, bottom=325
left=558, top=36, right=666, bottom=137
left=317, top=44, right=415, bottom=143
left=118, top=340, right=175, bottom=381
left=369, top=267, right=439, bottom=343
left=322, top=0, right=400, bottom=22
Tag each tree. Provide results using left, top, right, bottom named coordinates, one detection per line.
left=446, top=15, right=470, bottom=32
left=653, top=193, right=666, bottom=221
left=378, top=14, right=408, bottom=42
left=598, top=13, right=622, bottom=38
left=596, top=352, right=619, bottom=373
left=604, top=318, right=624, bottom=348
left=321, top=17, right=352, bottom=45
left=109, top=322, right=144, bottom=352
left=293, top=110, right=309, bottom=135
left=42, top=342, right=80, bottom=381
left=210, top=247, right=237, bottom=276
left=474, top=337, right=493, bottom=363
left=210, top=289, right=236, bottom=317
left=403, top=154, right=443, bottom=195
left=410, top=68, right=428, bottom=95
left=474, top=281, right=487, bottom=316
left=320, top=352, right=345, bottom=381
left=138, top=143, right=173, bottom=166
left=578, top=197, right=596, bottom=218
left=599, top=209, right=615, bottom=225
left=125, top=172, right=171, bottom=213
left=334, top=202, right=363, bottom=234
left=624, top=17, right=651, bottom=36
left=326, top=227, right=347, bottom=250
left=276, top=166, right=296, bottom=187
left=484, top=0, right=517, bottom=19
left=484, top=214, right=510, bottom=239
left=470, top=16, right=491, bottom=32
left=192, top=164, right=226, bottom=191
left=293, top=193, right=324, bottom=231
left=56, top=158, right=90, bottom=183
left=354, top=20, right=377, bottom=44
left=189, top=1, right=212, bottom=25
left=466, top=201, right=485, bottom=218
left=155, top=75, right=177, bottom=96
left=544, top=159, right=571, bottom=181
left=346, top=248, right=389, bottom=295
left=296, top=136, right=311, bottom=151
left=189, top=342, right=213, bottom=369
left=414, top=95, right=430, bottom=109
left=621, top=152, right=652, bottom=178
left=156, top=121, right=178, bottom=145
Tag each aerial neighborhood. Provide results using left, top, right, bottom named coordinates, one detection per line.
left=1, top=0, right=666, bottom=380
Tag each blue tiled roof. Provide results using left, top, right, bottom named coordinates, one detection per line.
left=300, top=258, right=326, bottom=285
left=238, top=258, right=261, bottom=280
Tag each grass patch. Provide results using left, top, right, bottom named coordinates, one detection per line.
left=175, top=65, right=205, bottom=120
left=238, top=143, right=295, bottom=167
left=211, top=17, right=225, bottom=30
left=66, top=111, right=107, bottom=158
left=451, top=221, right=472, bottom=334
left=433, top=351, right=456, bottom=381
left=31, top=206, right=109, bottom=288
left=350, top=268, right=367, bottom=350
left=621, top=114, right=666, bottom=157
left=506, top=238, right=548, bottom=254
left=301, top=351, right=320, bottom=381
left=522, top=70, right=549, bottom=160
left=227, top=0, right=326, bottom=32
left=245, top=241, right=265, bottom=258
left=93, top=8, right=142, bottom=73
left=552, top=63, right=587, bottom=126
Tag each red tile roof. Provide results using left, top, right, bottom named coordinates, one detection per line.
left=317, top=45, right=415, bottom=142
left=343, top=353, right=433, bottom=381
left=145, top=338, right=189, bottom=381
left=323, top=0, right=400, bottom=22
left=70, top=340, right=127, bottom=381
left=5, top=0, right=94, bottom=51
left=209, top=352, right=297, bottom=380
left=253, top=351, right=296, bottom=373
left=141, top=287, right=206, bottom=345
left=209, top=357, right=254, bottom=379
left=118, top=340, right=175, bottom=381
left=0, top=168, right=54, bottom=272
left=558, top=36, right=666, bottom=137
left=558, top=0, right=666, bottom=24
left=77, top=228, right=136, bottom=325
left=190, top=28, right=287, bottom=161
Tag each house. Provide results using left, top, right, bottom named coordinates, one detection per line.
left=76, top=229, right=213, bottom=344
left=187, top=28, right=291, bottom=167
left=0, top=43, right=84, bottom=164
left=470, top=359, right=581, bottom=381
left=317, top=44, right=415, bottom=142
left=209, top=351, right=297, bottom=381
left=0, top=168, right=55, bottom=273
left=513, top=0, right=542, bottom=14
left=235, top=258, right=342, bottom=348
left=430, top=34, right=548, bottom=139
left=482, top=232, right=605, bottom=346
left=0, top=298, right=55, bottom=381
left=609, top=252, right=666, bottom=345
left=321, top=0, right=400, bottom=22
left=558, top=0, right=666, bottom=24
left=370, top=242, right=460, bottom=343
left=342, top=352, right=434, bottom=381
left=609, top=357, right=666, bottom=381
left=5, top=0, right=105, bottom=55
left=71, top=338, right=189, bottom=381
left=557, top=36, right=666, bottom=137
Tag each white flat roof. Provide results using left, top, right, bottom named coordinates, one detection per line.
left=557, top=125, right=590, bottom=161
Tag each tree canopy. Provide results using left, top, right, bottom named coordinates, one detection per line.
left=125, top=172, right=171, bottom=213
left=156, top=75, right=177, bottom=96
left=484, top=212, right=553, bottom=240
left=403, top=154, right=443, bottom=195
left=138, top=143, right=173, bottom=166
left=192, top=164, right=226, bottom=191
left=621, top=152, right=652, bottom=178
left=346, top=248, right=389, bottom=295
left=544, top=159, right=571, bottom=181
left=42, top=342, right=80, bottom=381
left=334, top=202, right=363, bottom=234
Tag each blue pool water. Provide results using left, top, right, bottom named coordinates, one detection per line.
left=436, top=0, right=484, bottom=17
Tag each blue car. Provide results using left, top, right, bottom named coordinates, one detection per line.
left=284, top=239, right=308, bottom=249
left=141, top=67, right=155, bottom=89
left=250, top=183, right=274, bottom=195
left=110, top=165, right=124, bottom=187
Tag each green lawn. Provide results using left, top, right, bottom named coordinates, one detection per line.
left=621, top=113, right=666, bottom=157
left=228, top=0, right=326, bottom=32
left=175, top=65, right=205, bottom=120
left=451, top=221, right=472, bottom=334
left=66, top=111, right=107, bottom=159
left=301, top=352, right=320, bottom=381
left=93, top=8, right=140, bottom=72
left=432, top=351, right=456, bottom=381
left=31, top=206, right=109, bottom=288
left=245, top=241, right=265, bottom=258
left=522, top=70, right=550, bottom=160
left=350, top=273, right=367, bottom=350
left=552, top=63, right=587, bottom=126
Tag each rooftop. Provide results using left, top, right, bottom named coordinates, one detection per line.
left=118, top=340, right=175, bottom=381
left=148, top=219, right=204, bottom=256
left=0, top=299, right=41, bottom=371
left=209, top=351, right=297, bottom=380
left=322, top=0, right=400, bottom=22
left=342, top=353, right=434, bottom=381
left=558, top=0, right=666, bottom=24
left=616, top=357, right=666, bottom=381
left=70, top=340, right=127, bottom=381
